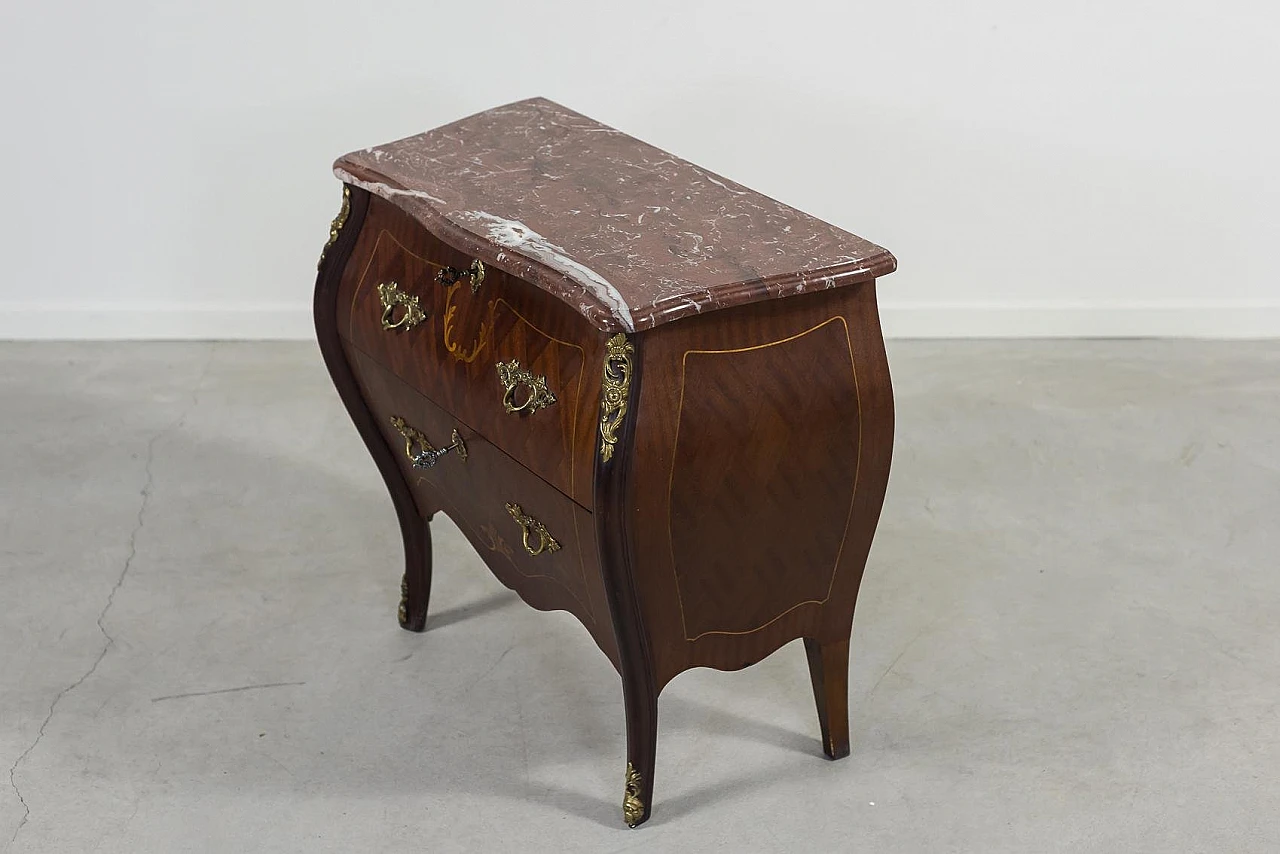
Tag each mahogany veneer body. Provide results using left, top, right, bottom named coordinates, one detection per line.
left=313, top=99, right=895, bottom=827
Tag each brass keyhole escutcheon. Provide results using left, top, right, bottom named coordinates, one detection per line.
left=378, top=282, right=426, bottom=332
left=496, top=359, right=557, bottom=416
left=505, top=503, right=561, bottom=556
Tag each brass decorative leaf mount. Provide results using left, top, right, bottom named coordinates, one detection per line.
left=623, top=762, right=645, bottom=827
left=378, top=281, right=426, bottom=332
left=505, top=502, right=562, bottom=556
left=599, top=333, right=634, bottom=462
left=317, top=185, right=351, bottom=270
left=389, top=415, right=468, bottom=468
left=496, top=359, right=557, bottom=416
left=397, top=573, right=410, bottom=628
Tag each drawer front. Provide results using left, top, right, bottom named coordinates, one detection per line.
left=336, top=196, right=602, bottom=504
left=346, top=346, right=617, bottom=664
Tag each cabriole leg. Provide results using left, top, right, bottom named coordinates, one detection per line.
left=313, top=184, right=436, bottom=636
left=396, top=514, right=432, bottom=632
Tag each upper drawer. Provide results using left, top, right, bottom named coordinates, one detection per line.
left=335, top=195, right=603, bottom=505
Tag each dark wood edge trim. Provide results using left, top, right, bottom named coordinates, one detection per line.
left=592, top=331, right=657, bottom=825
left=314, top=184, right=431, bottom=632
left=859, top=281, right=896, bottom=573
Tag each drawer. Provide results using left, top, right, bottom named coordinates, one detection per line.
left=345, top=346, right=615, bottom=661
left=336, top=197, right=601, bottom=504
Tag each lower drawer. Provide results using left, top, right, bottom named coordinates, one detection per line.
left=345, top=345, right=615, bottom=662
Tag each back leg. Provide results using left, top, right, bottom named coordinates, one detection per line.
left=804, top=636, right=851, bottom=759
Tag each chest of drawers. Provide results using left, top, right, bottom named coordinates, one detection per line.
left=313, top=98, right=896, bottom=827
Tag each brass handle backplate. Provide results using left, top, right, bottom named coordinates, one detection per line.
left=390, top=415, right=467, bottom=468
left=505, top=503, right=561, bottom=556
left=379, top=282, right=426, bottom=332
left=496, top=359, right=557, bottom=416
left=437, top=259, right=486, bottom=294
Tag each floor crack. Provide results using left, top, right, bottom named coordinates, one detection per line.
left=866, top=624, right=930, bottom=704
left=7, top=344, right=215, bottom=850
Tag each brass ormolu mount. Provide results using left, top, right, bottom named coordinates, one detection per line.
left=397, top=573, right=410, bottom=628
left=599, top=333, right=633, bottom=462
left=623, top=762, right=645, bottom=827
left=317, top=185, right=351, bottom=270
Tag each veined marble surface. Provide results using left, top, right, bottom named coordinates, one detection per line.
left=334, top=98, right=896, bottom=333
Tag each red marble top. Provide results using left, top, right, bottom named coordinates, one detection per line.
left=334, top=98, right=895, bottom=333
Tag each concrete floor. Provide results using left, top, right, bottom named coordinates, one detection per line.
left=1, top=340, right=1278, bottom=853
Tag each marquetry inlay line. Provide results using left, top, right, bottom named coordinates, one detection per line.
left=495, top=299, right=592, bottom=623
left=349, top=230, right=394, bottom=340
left=665, top=315, right=863, bottom=641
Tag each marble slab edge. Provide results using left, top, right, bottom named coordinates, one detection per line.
left=333, top=162, right=897, bottom=335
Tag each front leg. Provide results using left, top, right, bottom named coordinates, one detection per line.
left=313, top=185, right=436, bottom=635
left=593, top=332, right=660, bottom=826
left=622, top=679, right=658, bottom=827
left=396, top=513, right=433, bottom=632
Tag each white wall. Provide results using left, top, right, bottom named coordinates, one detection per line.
left=1, top=1, right=1277, bottom=339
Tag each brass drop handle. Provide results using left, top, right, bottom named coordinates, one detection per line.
left=496, top=359, right=557, bottom=416
left=437, top=259, right=486, bottom=294
left=390, top=416, right=467, bottom=468
left=379, top=282, right=426, bottom=332
left=505, top=503, right=561, bottom=556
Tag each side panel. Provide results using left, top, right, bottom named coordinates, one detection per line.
left=629, top=284, right=894, bottom=689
